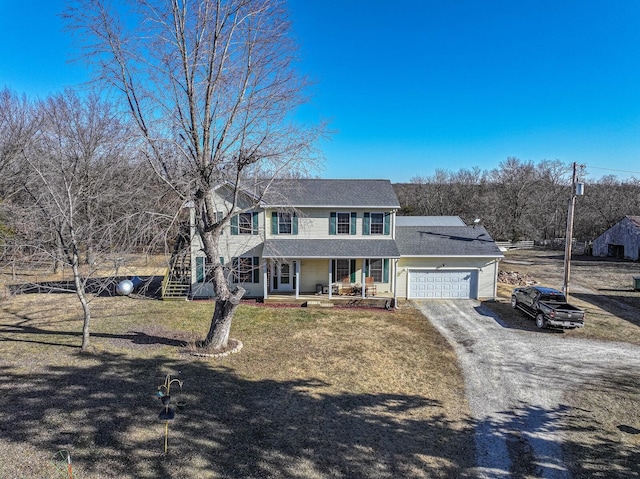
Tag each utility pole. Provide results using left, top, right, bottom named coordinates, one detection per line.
left=562, top=162, right=584, bottom=297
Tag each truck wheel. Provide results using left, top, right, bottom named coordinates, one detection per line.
left=536, top=313, right=547, bottom=329
left=511, top=296, right=518, bottom=309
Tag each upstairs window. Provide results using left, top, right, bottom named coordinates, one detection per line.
left=337, top=213, right=350, bottom=234
left=231, top=212, right=259, bottom=235
left=238, top=213, right=252, bottom=234
left=363, top=212, right=391, bottom=235
left=279, top=212, right=292, bottom=234
left=330, top=212, right=356, bottom=235
left=370, top=213, right=384, bottom=234
left=271, top=211, right=298, bottom=235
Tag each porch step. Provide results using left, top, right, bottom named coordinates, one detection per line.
left=162, top=281, right=190, bottom=300
left=304, top=300, right=334, bottom=308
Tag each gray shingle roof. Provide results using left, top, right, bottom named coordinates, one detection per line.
left=259, top=179, right=401, bottom=208
left=395, top=216, right=466, bottom=227
left=396, top=226, right=503, bottom=257
left=263, top=239, right=400, bottom=259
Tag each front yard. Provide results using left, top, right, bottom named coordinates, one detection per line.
left=3, top=248, right=640, bottom=477
left=0, top=292, right=475, bottom=479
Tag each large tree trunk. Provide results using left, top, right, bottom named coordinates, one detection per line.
left=201, top=287, right=244, bottom=351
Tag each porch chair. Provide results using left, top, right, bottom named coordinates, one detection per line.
left=365, top=276, right=377, bottom=296
left=339, top=278, right=352, bottom=295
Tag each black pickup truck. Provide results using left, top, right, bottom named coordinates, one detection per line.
left=511, top=286, right=585, bottom=329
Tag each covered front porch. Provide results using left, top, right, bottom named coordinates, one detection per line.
left=261, top=238, right=400, bottom=305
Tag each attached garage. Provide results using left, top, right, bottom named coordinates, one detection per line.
left=408, top=270, right=475, bottom=299
left=394, top=218, right=503, bottom=301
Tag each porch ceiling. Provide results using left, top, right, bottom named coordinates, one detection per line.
left=263, top=238, right=400, bottom=259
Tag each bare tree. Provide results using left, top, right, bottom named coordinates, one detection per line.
left=66, top=0, right=322, bottom=351
left=0, top=90, right=44, bottom=278
left=19, top=90, right=155, bottom=351
left=0, top=89, right=40, bottom=197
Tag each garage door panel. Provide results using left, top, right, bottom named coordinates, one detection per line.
left=409, top=270, right=474, bottom=299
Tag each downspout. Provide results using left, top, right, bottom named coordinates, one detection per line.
left=493, top=258, right=499, bottom=301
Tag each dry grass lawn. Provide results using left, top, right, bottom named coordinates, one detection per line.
left=4, top=249, right=639, bottom=477
left=0, top=287, right=475, bottom=478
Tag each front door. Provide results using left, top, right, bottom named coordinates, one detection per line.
left=273, top=261, right=294, bottom=292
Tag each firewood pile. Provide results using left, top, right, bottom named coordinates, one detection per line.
left=498, top=271, right=538, bottom=286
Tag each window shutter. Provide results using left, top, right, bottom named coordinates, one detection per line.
left=364, top=259, right=369, bottom=276
left=329, top=212, right=337, bottom=235
left=383, top=259, right=389, bottom=282
left=350, top=259, right=356, bottom=282
left=350, top=212, right=357, bottom=235
left=196, top=257, right=205, bottom=283
left=253, top=257, right=260, bottom=283
left=252, top=212, right=259, bottom=235
left=292, top=213, right=298, bottom=235
left=384, top=213, right=391, bottom=235
left=271, top=211, right=278, bottom=235
left=363, top=212, right=370, bottom=235
left=230, top=215, right=238, bottom=235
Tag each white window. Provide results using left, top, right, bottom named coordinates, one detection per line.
left=368, top=259, right=383, bottom=282
left=370, top=213, right=384, bottom=234
left=278, top=212, right=292, bottom=234
left=232, top=257, right=256, bottom=283
left=337, top=213, right=351, bottom=234
left=336, top=259, right=351, bottom=281
left=238, top=213, right=252, bottom=234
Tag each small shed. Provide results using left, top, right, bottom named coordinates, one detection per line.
left=592, top=216, right=640, bottom=261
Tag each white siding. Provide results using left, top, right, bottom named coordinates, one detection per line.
left=266, top=207, right=396, bottom=239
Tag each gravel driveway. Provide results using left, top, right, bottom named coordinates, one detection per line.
left=414, top=300, right=640, bottom=479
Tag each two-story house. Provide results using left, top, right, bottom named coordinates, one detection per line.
left=167, top=178, right=502, bottom=302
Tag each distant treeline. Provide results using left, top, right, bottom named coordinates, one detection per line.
left=393, top=157, right=640, bottom=242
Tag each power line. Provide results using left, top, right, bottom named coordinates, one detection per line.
left=584, top=165, right=640, bottom=176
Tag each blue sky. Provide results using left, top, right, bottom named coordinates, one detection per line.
left=2, top=1, right=640, bottom=182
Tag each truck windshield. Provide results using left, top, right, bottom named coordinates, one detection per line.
left=539, top=294, right=566, bottom=302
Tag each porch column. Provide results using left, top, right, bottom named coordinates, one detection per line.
left=295, top=260, right=300, bottom=299
left=361, top=259, right=366, bottom=298
left=263, top=260, right=268, bottom=299
left=328, top=259, right=333, bottom=299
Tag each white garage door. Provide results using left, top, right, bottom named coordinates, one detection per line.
left=408, top=270, right=474, bottom=299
